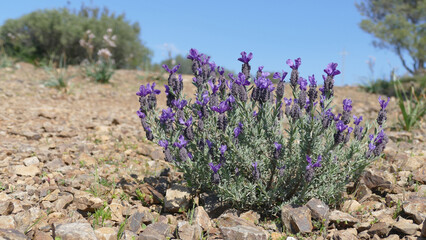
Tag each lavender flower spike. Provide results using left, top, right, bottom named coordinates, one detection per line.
left=324, top=62, right=341, bottom=77
left=173, top=135, right=188, bottom=149
left=238, top=51, right=253, bottom=63
left=211, top=101, right=231, bottom=114
left=252, top=162, right=260, bottom=180
left=158, top=140, right=168, bottom=149
left=377, top=96, right=390, bottom=126
left=305, top=155, right=322, bottom=182
left=286, top=58, right=301, bottom=70
left=209, top=162, right=222, bottom=184
left=162, top=64, right=181, bottom=74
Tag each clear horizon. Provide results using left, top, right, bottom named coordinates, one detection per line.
left=0, top=0, right=412, bottom=86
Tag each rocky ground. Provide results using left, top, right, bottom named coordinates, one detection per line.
left=0, top=63, right=425, bottom=240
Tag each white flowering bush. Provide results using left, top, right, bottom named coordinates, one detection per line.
left=81, top=29, right=115, bottom=83
left=136, top=49, right=389, bottom=213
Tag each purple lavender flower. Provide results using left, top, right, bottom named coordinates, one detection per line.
left=208, top=79, right=220, bottom=95
left=324, top=63, right=341, bottom=77
left=220, top=145, right=227, bottom=155
left=173, top=135, right=188, bottom=149
left=158, top=140, right=168, bottom=149
left=334, top=113, right=342, bottom=121
left=334, top=120, right=348, bottom=144
left=284, top=98, right=292, bottom=116
left=307, top=75, right=318, bottom=105
left=136, top=110, right=146, bottom=119
left=274, top=71, right=288, bottom=102
left=290, top=99, right=301, bottom=120
left=173, top=99, right=188, bottom=110
left=179, top=116, right=193, bottom=127
left=234, top=122, right=243, bottom=138
left=136, top=84, right=152, bottom=97
left=209, top=162, right=222, bottom=184
left=252, top=162, right=260, bottom=180
left=286, top=58, right=301, bottom=70
left=256, top=66, right=264, bottom=79
left=305, top=155, right=322, bottom=182
left=274, top=142, right=282, bottom=159
left=187, top=48, right=200, bottom=61
left=344, top=127, right=354, bottom=143
left=253, top=72, right=274, bottom=103
left=298, top=77, right=308, bottom=91
left=377, top=96, right=390, bottom=126
left=162, top=64, right=181, bottom=74
left=322, top=108, right=334, bottom=129
left=353, top=115, right=363, bottom=125
left=238, top=51, right=253, bottom=64
left=217, top=66, right=225, bottom=75
left=211, top=101, right=231, bottom=114
left=160, top=108, right=175, bottom=124
left=278, top=165, right=286, bottom=176
left=341, top=99, right=352, bottom=124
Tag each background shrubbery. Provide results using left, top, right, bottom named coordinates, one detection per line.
left=0, top=6, right=151, bottom=68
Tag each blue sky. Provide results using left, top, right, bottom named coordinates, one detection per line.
left=0, top=0, right=409, bottom=85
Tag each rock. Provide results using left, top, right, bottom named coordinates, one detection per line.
left=399, top=156, right=425, bottom=172
left=78, top=153, right=97, bottom=167
left=94, top=227, right=116, bottom=240
left=220, top=225, right=269, bottom=240
left=138, top=222, right=171, bottom=240
left=127, top=210, right=154, bottom=233
left=149, top=148, right=164, bottom=160
left=0, top=201, right=14, bottom=215
left=240, top=210, right=260, bottom=225
left=306, top=198, right=329, bottom=221
left=34, top=230, right=53, bottom=240
left=342, top=200, right=362, bottom=213
left=402, top=196, right=426, bottom=224
left=421, top=219, right=426, bottom=237
left=109, top=199, right=124, bottom=222
left=13, top=165, right=40, bottom=177
left=54, top=192, right=73, bottom=211
left=362, top=170, right=392, bottom=192
left=328, top=210, right=359, bottom=229
left=54, top=222, right=97, bottom=240
left=163, top=184, right=191, bottom=213
left=23, top=156, right=40, bottom=166
left=42, top=189, right=60, bottom=202
left=281, top=205, right=313, bottom=234
left=392, top=217, right=419, bottom=235
left=355, top=183, right=372, bottom=201
left=217, top=212, right=256, bottom=228
left=332, top=229, right=358, bottom=240
left=139, top=183, right=164, bottom=204
left=367, top=222, right=391, bottom=237
left=178, top=221, right=203, bottom=240
left=383, top=234, right=400, bottom=240
left=74, top=190, right=103, bottom=212
left=413, top=167, right=426, bottom=184
left=193, top=206, right=212, bottom=232
left=200, top=192, right=228, bottom=218
left=0, top=229, right=28, bottom=240
left=120, top=230, right=137, bottom=240
left=0, top=215, right=16, bottom=229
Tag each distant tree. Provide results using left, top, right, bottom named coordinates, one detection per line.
left=356, top=0, right=425, bottom=75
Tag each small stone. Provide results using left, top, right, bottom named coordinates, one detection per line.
left=240, top=210, right=260, bottom=225
left=109, top=199, right=124, bottom=222
left=78, top=153, right=97, bottom=167
left=94, top=227, right=117, bottom=240
left=74, top=190, right=103, bottom=212
left=355, top=183, right=372, bottom=201
left=138, top=222, right=171, bottom=240
left=392, top=217, right=419, bottom=235
left=332, top=229, right=358, bottom=240
left=421, top=219, right=426, bottom=237
left=42, top=189, right=60, bottom=202
left=413, top=167, right=426, bottom=184
left=34, top=230, right=53, bottom=240
left=200, top=192, right=228, bottom=218
left=270, top=232, right=284, bottom=240
left=54, top=192, right=73, bottom=211
left=193, top=206, right=212, bottom=232
left=306, top=198, right=329, bottom=221
left=383, top=234, right=400, bottom=240
left=178, top=221, right=203, bottom=240
left=127, top=210, right=153, bottom=233
left=362, top=170, right=392, bottom=192
left=402, top=196, right=426, bottom=224
left=217, top=212, right=256, bottom=228
left=281, top=205, right=313, bottom=234
left=150, top=148, right=164, bottom=160
left=342, top=200, right=362, bottom=213
left=220, top=225, right=269, bottom=240
left=164, top=184, right=191, bottom=213
left=13, top=165, right=40, bottom=177
left=367, top=222, right=391, bottom=237
left=120, top=230, right=137, bottom=240
left=0, top=215, right=16, bottom=229
left=0, top=201, right=14, bottom=215
left=23, top=156, right=40, bottom=166
left=0, top=229, right=28, bottom=240
left=329, top=210, right=359, bottom=229
left=55, top=222, right=97, bottom=240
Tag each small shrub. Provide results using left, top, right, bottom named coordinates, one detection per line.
left=136, top=49, right=388, bottom=213
left=43, top=54, right=72, bottom=90
left=393, top=77, right=425, bottom=131
left=81, top=29, right=115, bottom=83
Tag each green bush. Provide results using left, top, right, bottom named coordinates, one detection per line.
left=0, top=6, right=151, bottom=68
left=361, top=75, right=426, bottom=98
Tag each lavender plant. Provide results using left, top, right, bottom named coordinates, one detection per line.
left=136, top=49, right=388, bottom=213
